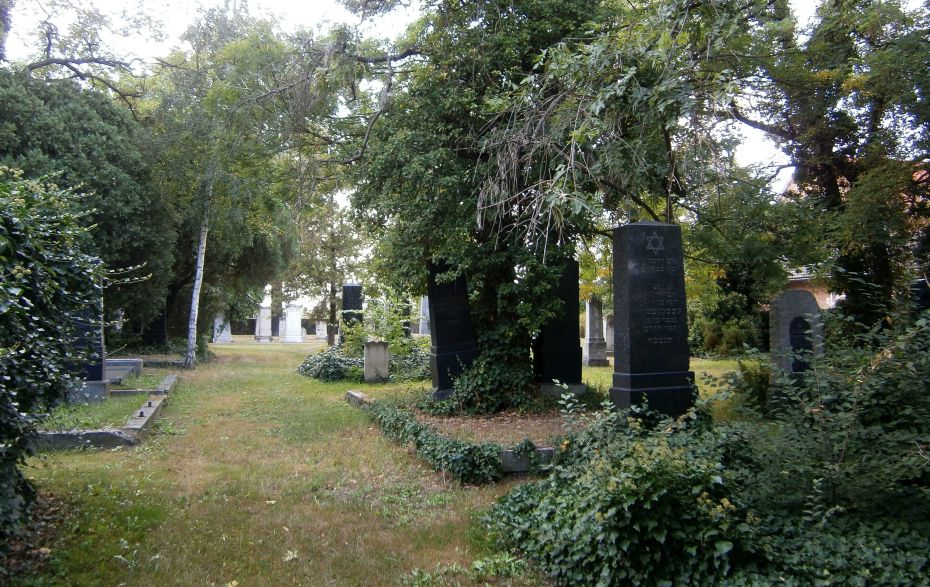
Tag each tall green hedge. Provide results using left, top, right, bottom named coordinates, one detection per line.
left=0, top=170, right=99, bottom=535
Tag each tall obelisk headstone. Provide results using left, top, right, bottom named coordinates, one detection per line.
left=534, top=259, right=584, bottom=395
left=610, top=222, right=694, bottom=417
left=427, top=262, right=479, bottom=399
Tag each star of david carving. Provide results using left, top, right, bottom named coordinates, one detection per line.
left=645, top=231, right=665, bottom=256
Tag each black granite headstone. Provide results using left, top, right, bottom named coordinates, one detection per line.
left=610, top=222, right=694, bottom=417
left=427, top=262, right=479, bottom=399
left=534, top=259, right=584, bottom=393
left=342, top=284, right=364, bottom=327
left=911, top=279, right=930, bottom=314
left=68, top=295, right=107, bottom=401
left=788, top=316, right=813, bottom=372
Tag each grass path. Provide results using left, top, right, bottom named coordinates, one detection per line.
left=19, top=340, right=528, bottom=586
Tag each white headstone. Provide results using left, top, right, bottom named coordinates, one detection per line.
left=255, top=305, right=273, bottom=343
left=315, top=320, right=327, bottom=339
left=212, top=312, right=234, bottom=343
left=282, top=302, right=305, bottom=343
left=604, top=312, right=614, bottom=355
left=364, top=341, right=389, bottom=382
left=419, top=295, right=430, bottom=337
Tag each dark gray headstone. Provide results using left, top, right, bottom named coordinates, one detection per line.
left=610, top=222, right=694, bottom=417
left=427, top=262, right=479, bottom=399
left=342, top=284, right=364, bottom=327
left=770, top=289, right=823, bottom=376
left=69, top=297, right=107, bottom=402
left=534, top=259, right=584, bottom=394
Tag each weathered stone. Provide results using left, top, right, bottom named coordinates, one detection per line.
left=610, top=222, right=695, bottom=417
left=69, top=299, right=107, bottom=402
left=583, top=296, right=610, bottom=367
left=212, top=312, right=233, bottom=343
left=364, top=341, right=389, bottom=382
left=419, top=295, right=430, bottom=337
left=604, top=313, right=614, bottom=355
left=281, top=302, right=305, bottom=343
left=316, top=320, right=327, bottom=339
left=769, top=289, right=823, bottom=377
left=255, top=305, right=273, bottom=343
left=534, top=259, right=585, bottom=395
left=427, top=262, right=479, bottom=399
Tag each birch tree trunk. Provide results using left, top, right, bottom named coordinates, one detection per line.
left=184, top=217, right=209, bottom=368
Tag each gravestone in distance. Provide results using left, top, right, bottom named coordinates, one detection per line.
left=604, top=313, right=614, bottom=356
left=364, top=341, right=389, bottom=382
left=583, top=296, right=610, bottom=367
left=419, top=295, right=430, bottom=337
left=910, top=278, right=930, bottom=314
left=610, top=222, right=695, bottom=417
left=255, top=304, right=273, bottom=343
left=315, top=320, right=328, bottom=340
left=534, top=259, right=585, bottom=395
left=69, top=298, right=107, bottom=402
left=212, top=312, right=234, bottom=344
left=342, top=284, right=364, bottom=328
left=769, top=289, right=823, bottom=377
left=281, top=302, right=305, bottom=343
left=427, top=262, right=479, bottom=399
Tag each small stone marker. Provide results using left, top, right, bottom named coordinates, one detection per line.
left=769, top=290, right=823, bottom=377
left=281, top=302, right=305, bottom=343
left=427, top=262, right=479, bottom=399
left=534, top=259, right=585, bottom=395
left=212, top=312, right=233, bottom=343
left=610, top=222, right=695, bottom=417
left=342, top=284, right=364, bottom=328
left=364, top=341, right=389, bottom=382
left=583, top=296, right=610, bottom=367
left=315, top=320, right=327, bottom=339
left=255, top=304, right=273, bottom=343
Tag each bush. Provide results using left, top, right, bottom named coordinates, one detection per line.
left=0, top=171, right=100, bottom=536
left=486, top=409, right=746, bottom=585
left=487, top=315, right=930, bottom=585
left=297, top=345, right=363, bottom=382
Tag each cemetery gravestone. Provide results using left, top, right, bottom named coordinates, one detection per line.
left=419, top=295, right=430, bottom=337
left=364, top=341, right=389, bottom=382
left=604, top=313, right=614, bottom=355
left=212, top=312, right=234, bottom=344
left=282, top=303, right=305, bottom=343
left=255, top=304, right=273, bottom=343
left=769, top=290, right=823, bottom=377
left=534, top=259, right=585, bottom=394
left=427, top=263, right=479, bottom=399
left=70, top=298, right=107, bottom=402
left=342, top=284, right=364, bottom=328
left=316, top=320, right=328, bottom=340
left=911, top=278, right=930, bottom=314
left=583, top=296, right=609, bottom=367
left=610, top=222, right=694, bottom=417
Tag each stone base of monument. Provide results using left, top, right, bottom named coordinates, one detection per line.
left=255, top=336, right=273, bottom=343
left=68, top=380, right=109, bottom=403
left=609, top=372, right=695, bottom=417
left=431, top=347, right=479, bottom=400
left=539, top=382, right=587, bottom=397
left=583, top=340, right=609, bottom=367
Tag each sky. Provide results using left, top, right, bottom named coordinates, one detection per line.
left=1, top=0, right=885, bottom=192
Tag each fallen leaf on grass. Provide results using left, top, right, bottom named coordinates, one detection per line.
left=283, top=550, right=299, bottom=562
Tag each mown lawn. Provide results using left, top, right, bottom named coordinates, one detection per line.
left=17, top=341, right=741, bottom=586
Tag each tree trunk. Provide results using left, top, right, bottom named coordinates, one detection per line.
left=184, top=217, right=209, bottom=368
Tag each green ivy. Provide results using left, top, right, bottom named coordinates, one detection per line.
left=0, top=171, right=100, bottom=536
left=368, top=401, right=502, bottom=485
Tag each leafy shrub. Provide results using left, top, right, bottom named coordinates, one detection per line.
left=369, top=401, right=502, bottom=484
left=297, top=345, right=363, bottom=382
left=486, top=408, right=746, bottom=586
left=0, top=172, right=99, bottom=536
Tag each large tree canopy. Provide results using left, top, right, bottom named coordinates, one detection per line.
left=0, top=70, right=175, bottom=329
